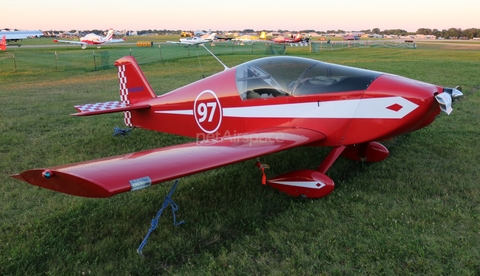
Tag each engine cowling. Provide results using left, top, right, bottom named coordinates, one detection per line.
left=267, top=169, right=335, bottom=198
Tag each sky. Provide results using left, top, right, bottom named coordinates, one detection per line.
left=3, top=0, right=478, bottom=32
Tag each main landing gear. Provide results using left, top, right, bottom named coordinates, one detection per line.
left=258, top=142, right=389, bottom=199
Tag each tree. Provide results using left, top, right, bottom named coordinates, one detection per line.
left=416, top=28, right=433, bottom=35
left=464, top=28, right=479, bottom=39
left=445, top=28, right=461, bottom=39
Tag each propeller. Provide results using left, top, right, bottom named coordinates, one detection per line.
left=435, top=85, right=464, bottom=115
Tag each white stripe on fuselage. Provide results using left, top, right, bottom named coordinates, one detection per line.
left=268, top=180, right=326, bottom=189
left=154, top=97, right=418, bottom=119
left=155, top=110, right=193, bottom=115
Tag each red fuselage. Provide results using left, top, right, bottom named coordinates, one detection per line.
left=128, top=57, right=442, bottom=147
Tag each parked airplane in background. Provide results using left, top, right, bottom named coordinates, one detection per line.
left=194, top=29, right=211, bottom=37
left=54, top=28, right=125, bottom=49
left=273, top=33, right=306, bottom=46
left=168, top=33, right=217, bottom=46
left=233, top=32, right=267, bottom=45
left=0, top=29, right=44, bottom=41
left=0, top=35, right=22, bottom=50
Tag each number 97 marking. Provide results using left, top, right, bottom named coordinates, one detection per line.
left=194, top=90, right=223, bottom=134
left=197, top=102, right=217, bottom=123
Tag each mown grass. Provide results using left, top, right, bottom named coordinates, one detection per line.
left=1, top=43, right=479, bottom=275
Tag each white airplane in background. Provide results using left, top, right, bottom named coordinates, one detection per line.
left=168, top=33, right=216, bottom=46
left=54, top=28, right=125, bottom=49
left=1, top=35, right=22, bottom=50
left=0, top=29, right=44, bottom=41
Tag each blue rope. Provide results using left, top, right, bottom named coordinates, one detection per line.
left=113, top=126, right=133, bottom=137
left=137, top=179, right=185, bottom=255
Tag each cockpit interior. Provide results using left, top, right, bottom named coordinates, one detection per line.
left=235, top=56, right=382, bottom=100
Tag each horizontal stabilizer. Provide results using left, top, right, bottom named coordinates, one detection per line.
left=71, top=101, right=150, bottom=116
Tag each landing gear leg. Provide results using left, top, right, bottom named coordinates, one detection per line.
left=317, top=146, right=346, bottom=174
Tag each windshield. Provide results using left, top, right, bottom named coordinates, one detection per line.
left=236, top=56, right=381, bottom=99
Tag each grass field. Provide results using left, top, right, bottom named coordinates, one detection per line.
left=1, top=41, right=479, bottom=275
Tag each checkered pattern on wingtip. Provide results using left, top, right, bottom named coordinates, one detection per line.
left=74, top=101, right=127, bottom=113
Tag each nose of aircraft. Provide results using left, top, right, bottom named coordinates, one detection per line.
left=344, top=74, right=463, bottom=143
left=435, top=86, right=464, bottom=115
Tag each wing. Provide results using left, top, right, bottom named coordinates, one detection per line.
left=54, top=39, right=87, bottom=45
left=12, top=127, right=325, bottom=198
left=106, top=38, right=125, bottom=43
left=2, top=34, right=28, bottom=40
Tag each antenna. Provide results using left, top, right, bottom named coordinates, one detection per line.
left=200, top=44, right=229, bottom=71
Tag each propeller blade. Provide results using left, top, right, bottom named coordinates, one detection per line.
left=435, top=92, right=453, bottom=115
left=436, top=86, right=464, bottom=115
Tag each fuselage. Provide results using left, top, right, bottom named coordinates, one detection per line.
left=129, top=56, right=443, bottom=147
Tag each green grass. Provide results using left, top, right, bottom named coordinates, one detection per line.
left=1, top=43, right=480, bottom=275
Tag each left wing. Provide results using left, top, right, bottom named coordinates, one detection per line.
left=12, top=127, right=325, bottom=198
left=53, top=39, right=87, bottom=45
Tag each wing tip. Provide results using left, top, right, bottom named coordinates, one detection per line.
left=13, top=169, right=126, bottom=198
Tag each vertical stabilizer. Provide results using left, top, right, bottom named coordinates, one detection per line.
left=115, top=56, right=157, bottom=126
left=105, top=29, right=114, bottom=41
left=0, top=35, right=6, bottom=51
left=206, top=33, right=216, bottom=41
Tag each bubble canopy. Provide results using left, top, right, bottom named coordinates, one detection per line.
left=235, top=56, right=382, bottom=99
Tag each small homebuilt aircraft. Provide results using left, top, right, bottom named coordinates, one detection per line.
left=168, top=33, right=216, bottom=46
left=273, top=33, right=307, bottom=46
left=54, top=28, right=124, bottom=49
left=12, top=47, right=463, bottom=199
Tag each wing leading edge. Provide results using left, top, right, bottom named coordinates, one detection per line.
left=53, top=40, right=88, bottom=45
left=13, top=127, right=326, bottom=198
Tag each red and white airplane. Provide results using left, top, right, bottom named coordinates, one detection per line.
left=12, top=47, right=463, bottom=199
left=272, top=33, right=306, bottom=46
left=54, top=28, right=125, bottom=49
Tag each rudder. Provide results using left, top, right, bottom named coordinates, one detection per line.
left=115, top=56, right=156, bottom=126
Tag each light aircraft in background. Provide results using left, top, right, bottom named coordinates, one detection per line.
left=0, top=29, right=44, bottom=42
left=168, top=33, right=216, bottom=46
left=233, top=32, right=267, bottom=45
left=54, top=28, right=125, bottom=49
left=272, top=33, right=307, bottom=46
left=12, top=45, right=463, bottom=199
left=194, top=29, right=211, bottom=37
left=60, top=30, right=80, bottom=37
